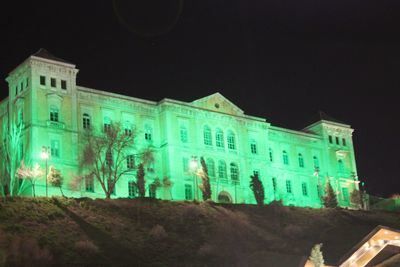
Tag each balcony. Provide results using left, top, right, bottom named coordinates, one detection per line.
left=47, top=120, right=65, bottom=129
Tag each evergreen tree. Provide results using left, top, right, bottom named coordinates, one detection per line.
left=199, top=157, right=212, bottom=201
left=309, top=243, right=324, bottom=267
left=136, top=163, right=146, bottom=198
left=249, top=173, right=264, bottom=206
left=323, top=181, right=338, bottom=208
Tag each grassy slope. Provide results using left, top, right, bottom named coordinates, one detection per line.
left=0, top=198, right=399, bottom=267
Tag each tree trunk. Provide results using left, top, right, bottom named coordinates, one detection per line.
left=60, top=187, right=65, bottom=198
left=105, top=192, right=111, bottom=199
left=32, top=183, right=36, bottom=197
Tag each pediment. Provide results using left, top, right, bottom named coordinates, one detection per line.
left=191, top=93, right=244, bottom=116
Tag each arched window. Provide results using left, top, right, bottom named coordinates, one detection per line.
left=103, top=116, right=111, bottom=133
left=250, top=139, right=257, bottom=154
left=216, top=128, right=224, bottom=148
left=338, top=159, right=344, bottom=173
left=218, top=160, right=227, bottom=180
left=145, top=124, right=152, bottom=141
left=298, top=153, right=304, bottom=168
left=269, top=148, right=273, bottom=162
left=124, top=121, right=133, bottom=136
left=313, top=156, right=319, bottom=169
left=230, top=162, right=239, bottom=183
left=282, top=150, right=289, bottom=165
left=227, top=130, right=236, bottom=150
left=203, top=126, right=212, bottom=146
left=83, top=113, right=91, bottom=129
left=50, top=106, right=59, bottom=122
left=180, top=125, right=188, bottom=143
left=206, top=158, right=215, bottom=178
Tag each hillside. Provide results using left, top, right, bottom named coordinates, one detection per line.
left=0, top=198, right=399, bottom=267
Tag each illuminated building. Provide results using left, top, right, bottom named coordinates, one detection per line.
left=0, top=49, right=360, bottom=207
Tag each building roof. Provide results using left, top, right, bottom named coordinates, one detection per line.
left=31, top=48, right=73, bottom=65
left=317, top=111, right=347, bottom=125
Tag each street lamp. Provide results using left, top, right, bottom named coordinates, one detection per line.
left=41, top=146, right=49, bottom=197
left=190, top=156, right=198, bottom=200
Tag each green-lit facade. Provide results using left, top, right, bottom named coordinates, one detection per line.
left=0, top=50, right=359, bottom=207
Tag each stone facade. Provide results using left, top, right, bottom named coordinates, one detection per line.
left=0, top=50, right=359, bottom=207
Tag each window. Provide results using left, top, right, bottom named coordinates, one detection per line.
left=230, top=162, right=239, bottom=183
left=282, top=150, right=289, bottom=165
left=83, top=113, right=91, bottom=129
left=216, top=128, right=224, bottom=148
left=250, top=140, right=257, bottom=154
left=203, top=126, right=212, bottom=146
left=313, top=156, right=319, bottom=169
left=127, top=155, right=135, bottom=169
left=342, top=187, right=349, bottom=202
left=149, top=184, right=157, bottom=198
left=269, top=148, right=273, bottom=162
left=128, top=181, right=137, bottom=198
left=218, top=160, right=227, bottom=180
left=338, top=159, right=344, bottom=173
left=335, top=136, right=340, bottom=145
left=206, top=158, right=215, bottom=178
left=145, top=125, right=152, bottom=141
left=342, top=138, right=346, bottom=146
left=124, top=122, right=133, bottom=136
left=298, top=153, right=304, bottom=168
left=107, top=179, right=115, bottom=195
left=103, top=117, right=111, bottom=133
left=61, top=80, right=67, bottom=90
left=302, top=182, right=308, bottom=196
left=25, top=77, right=29, bottom=89
left=180, top=125, right=188, bottom=143
left=182, top=157, right=189, bottom=173
left=253, top=170, right=260, bottom=177
left=40, top=76, right=46, bottom=86
left=106, top=150, right=113, bottom=166
left=328, top=135, right=333, bottom=144
left=272, top=177, right=277, bottom=192
left=185, top=184, right=193, bottom=200
left=20, top=81, right=23, bottom=92
left=286, top=180, right=292, bottom=194
left=15, top=86, right=17, bottom=96
left=85, top=175, right=94, bottom=192
left=227, top=131, right=236, bottom=150
left=51, top=78, right=56, bottom=88
left=50, top=140, right=60, bottom=158
left=50, top=106, right=59, bottom=122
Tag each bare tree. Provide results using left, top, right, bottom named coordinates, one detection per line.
left=47, top=166, right=65, bottom=197
left=80, top=123, right=138, bottom=199
left=1, top=121, right=24, bottom=197
left=16, top=162, right=43, bottom=197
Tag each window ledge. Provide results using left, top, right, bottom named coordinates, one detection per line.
left=47, top=120, right=65, bottom=129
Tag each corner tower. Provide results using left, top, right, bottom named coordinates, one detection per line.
left=304, top=112, right=358, bottom=206
left=5, top=49, right=79, bottom=196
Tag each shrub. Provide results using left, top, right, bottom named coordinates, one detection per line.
left=283, top=224, right=304, bottom=239
left=74, top=240, right=99, bottom=254
left=5, top=236, right=53, bottom=266
left=149, top=224, right=168, bottom=240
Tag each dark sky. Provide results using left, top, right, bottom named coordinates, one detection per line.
left=1, top=0, right=400, bottom=197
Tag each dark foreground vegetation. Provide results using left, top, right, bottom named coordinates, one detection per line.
left=1, top=198, right=399, bottom=267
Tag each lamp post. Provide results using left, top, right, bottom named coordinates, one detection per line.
left=41, top=146, right=49, bottom=197
left=190, top=156, right=198, bottom=200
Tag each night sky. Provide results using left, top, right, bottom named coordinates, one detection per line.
left=1, top=1, right=400, bottom=197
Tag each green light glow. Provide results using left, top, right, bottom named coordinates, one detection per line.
left=0, top=51, right=360, bottom=208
